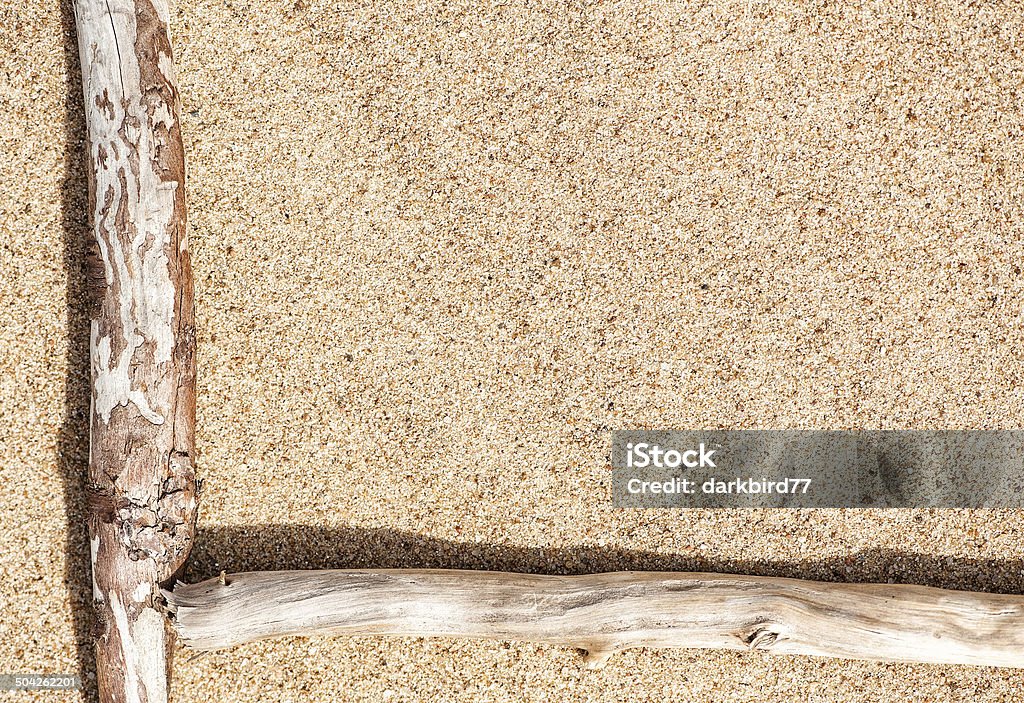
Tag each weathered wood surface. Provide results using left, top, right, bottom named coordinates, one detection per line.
left=73, top=0, right=197, bottom=701
left=165, top=570, right=1024, bottom=668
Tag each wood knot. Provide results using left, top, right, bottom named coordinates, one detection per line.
left=742, top=625, right=781, bottom=650
left=86, top=483, right=116, bottom=523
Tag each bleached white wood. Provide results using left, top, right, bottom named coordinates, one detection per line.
left=165, top=569, right=1024, bottom=668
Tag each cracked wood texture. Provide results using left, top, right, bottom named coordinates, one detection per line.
left=167, top=570, right=1024, bottom=668
left=73, top=0, right=197, bottom=701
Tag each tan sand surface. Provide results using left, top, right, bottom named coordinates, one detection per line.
left=3, top=0, right=1024, bottom=700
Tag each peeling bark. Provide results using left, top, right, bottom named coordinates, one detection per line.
left=73, top=1, right=197, bottom=701
left=167, top=570, right=1024, bottom=668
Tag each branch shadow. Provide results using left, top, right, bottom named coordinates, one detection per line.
left=188, top=524, right=1024, bottom=596
left=56, top=2, right=97, bottom=699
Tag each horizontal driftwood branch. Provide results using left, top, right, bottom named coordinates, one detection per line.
left=165, top=570, right=1024, bottom=667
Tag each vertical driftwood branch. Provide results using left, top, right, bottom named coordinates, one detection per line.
left=73, top=1, right=197, bottom=701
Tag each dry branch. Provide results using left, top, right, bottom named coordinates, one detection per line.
left=166, top=570, right=1024, bottom=668
left=73, top=0, right=197, bottom=701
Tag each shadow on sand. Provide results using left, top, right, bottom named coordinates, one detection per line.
left=186, top=523, right=1024, bottom=595
left=56, top=0, right=96, bottom=699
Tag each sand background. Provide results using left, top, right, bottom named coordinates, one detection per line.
left=4, top=0, right=1024, bottom=700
